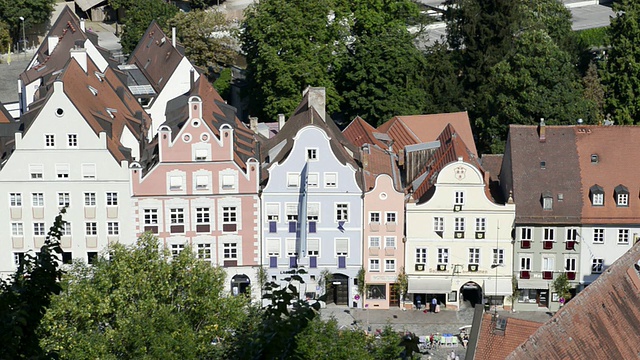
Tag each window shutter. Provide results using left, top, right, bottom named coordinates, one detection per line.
left=267, top=239, right=279, bottom=254
left=307, top=239, right=319, bottom=252
left=196, top=175, right=208, bottom=187
left=336, top=239, right=348, bottom=253
left=170, top=176, right=182, bottom=188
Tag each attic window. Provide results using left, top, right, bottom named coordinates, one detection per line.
left=614, top=185, right=629, bottom=207
left=591, top=154, right=599, bottom=163
left=88, top=86, right=98, bottom=96
left=542, top=192, right=553, bottom=210
left=540, top=161, right=546, bottom=169
left=590, top=184, right=604, bottom=206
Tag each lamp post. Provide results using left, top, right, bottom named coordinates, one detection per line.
left=19, top=16, right=25, bottom=53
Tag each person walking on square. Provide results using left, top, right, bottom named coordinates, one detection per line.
left=416, top=295, right=422, bottom=310
left=431, top=297, right=437, bottom=313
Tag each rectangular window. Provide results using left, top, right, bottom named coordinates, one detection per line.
left=437, top=248, right=449, bottom=264
left=307, top=203, right=319, bottom=221
left=565, top=257, right=576, bottom=272
left=286, top=203, right=298, bottom=222
left=107, top=222, right=119, bottom=235
left=56, top=164, right=70, bottom=179
left=520, top=227, right=532, bottom=240
left=33, top=223, right=46, bottom=236
left=520, top=257, right=531, bottom=270
left=195, top=175, right=209, bottom=190
left=144, top=209, right=158, bottom=225
left=593, top=193, right=604, bottom=206
left=84, top=192, right=96, bottom=206
left=32, top=193, right=44, bottom=207
left=385, top=236, right=396, bottom=248
left=11, top=222, right=24, bottom=236
left=196, top=207, right=210, bottom=224
left=370, top=212, right=380, bottom=223
left=324, top=173, right=337, bottom=187
left=335, top=238, right=348, bottom=256
left=433, top=217, right=444, bottom=232
left=195, top=149, right=208, bottom=161
left=543, top=228, right=555, bottom=241
left=566, top=228, right=579, bottom=241
left=45, top=134, right=55, bottom=147
left=369, top=259, right=380, bottom=272
left=223, top=243, right=238, bottom=259
left=58, top=193, right=70, bottom=208
left=493, top=248, right=505, bottom=265
left=543, top=197, right=553, bottom=210
left=455, top=217, right=465, bottom=231
left=62, top=222, right=71, bottom=236
left=170, top=208, right=185, bottom=224
left=454, top=191, right=465, bottom=205
left=617, top=193, right=629, bottom=206
left=85, top=222, right=97, bottom=236
left=307, top=238, right=319, bottom=257
left=369, top=236, right=380, bottom=248
left=367, top=284, right=386, bottom=300
left=468, top=248, right=480, bottom=264
left=67, top=134, right=78, bottom=147
left=287, top=173, right=300, bottom=188
left=385, top=259, right=396, bottom=272
left=106, top=192, right=118, bottom=206
left=197, top=243, right=212, bottom=261
left=592, top=258, right=604, bottom=274
left=82, top=164, right=96, bottom=179
left=221, top=175, right=235, bottom=190
left=335, top=203, right=349, bottom=222
left=10, top=193, right=22, bottom=207
left=223, top=207, right=237, bottom=224
left=386, top=212, right=397, bottom=223
left=475, top=218, right=486, bottom=232
left=171, top=244, right=185, bottom=259
left=415, top=248, right=427, bottom=264
left=618, top=229, right=629, bottom=244
left=307, top=173, right=319, bottom=187
left=266, top=203, right=279, bottom=222
left=286, top=238, right=297, bottom=257
left=542, top=256, right=555, bottom=271
left=30, top=164, right=44, bottom=179
left=593, top=228, right=604, bottom=243
left=306, top=148, right=318, bottom=161
left=169, top=176, right=183, bottom=190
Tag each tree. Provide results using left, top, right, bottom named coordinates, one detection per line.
left=552, top=273, right=572, bottom=304
left=110, top=0, right=178, bottom=54
left=393, top=267, right=409, bottom=307
left=583, top=61, right=605, bottom=123
left=487, top=30, right=594, bottom=152
left=294, top=318, right=371, bottom=360
left=0, top=211, right=65, bottom=359
left=603, top=0, right=640, bottom=124
left=0, top=0, right=56, bottom=46
left=167, top=10, right=238, bottom=75
left=0, top=20, right=10, bottom=54
left=39, top=233, right=251, bottom=359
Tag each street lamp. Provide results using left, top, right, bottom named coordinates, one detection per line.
left=19, top=16, right=25, bottom=53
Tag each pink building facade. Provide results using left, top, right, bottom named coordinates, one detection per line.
left=130, top=84, right=260, bottom=295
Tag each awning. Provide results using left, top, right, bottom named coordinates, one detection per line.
left=408, top=277, right=452, bottom=293
left=483, top=279, right=513, bottom=296
left=517, top=279, right=550, bottom=290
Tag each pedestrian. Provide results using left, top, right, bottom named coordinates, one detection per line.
left=431, top=297, right=437, bottom=313
left=416, top=295, right=422, bottom=310
left=450, top=350, right=456, bottom=360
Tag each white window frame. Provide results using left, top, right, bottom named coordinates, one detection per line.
left=475, top=218, right=486, bottom=232
left=617, top=193, right=629, bottom=206
left=454, top=191, right=465, bottom=205
left=618, top=229, right=629, bottom=244
left=593, top=228, right=604, bottom=244
left=266, top=203, right=279, bottom=222
left=566, top=228, right=579, bottom=241
left=169, top=176, right=183, bottom=190
left=369, top=212, right=381, bottom=223
left=493, top=248, right=505, bottom=265
left=222, top=206, right=237, bottom=225
left=565, top=257, right=577, bottom=272
left=11, top=222, right=24, bottom=236
left=592, top=258, right=604, bottom=274
left=107, top=222, right=119, bottom=235
left=170, top=208, right=185, bottom=225
left=415, top=248, right=427, bottom=264
left=287, top=173, right=300, bottom=188
left=171, top=243, right=185, bottom=258
left=85, top=222, right=97, bottom=236
left=468, top=248, right=480, bottom=264
left=307, top=173, right=319, bottom=188
left=307, top=203, right=320, bottom=221
left=45, top=134, right=55, bottom=147
left=223, top=243, right=238, bottom=259
left=542, top=256, right=555, bottom=271
left=196, top=207, right=210, bottom=224
left=144, top=209, right=158, bottom=225
left=384, top=236, right=396, bottom=248
left=454, top=217, right=465, bottom=232
left=195, top=175, right=209, bottom=190
left=543, top=196, right=553, bottom=210
left=520, top=256, right=531, bottom=271
left=385, top=212, right=397, bottom=224
left=33, top=222, right=46, bottom=236
left=81, top=164, right=96, bottom=179
left=369, top=258, right=380, bottom=272
left=9, top=193, right=22, bottom=207
left=369, top=236, right=380, bottom=248
left=592, top=193, right=604, bottom=206
left=194, top=149, right=208, bottom=161
left=32, top=193, right=44, bottom=207
left=56, top=164, right=70, bottom=179
left=335, top=203, right=349, bottom=223
left=84, top=192, right=96, bottom=206
left=285, top=203, right=298, bottom=221
left=543, top=228, right=555, bottom=241
left=106, top=192, right=118, bottom=206
left=67, top=133, right=78, bottom=148
left=57, top=192, right=70, bottom=208
left=324, top=173, right=337, bottom=188
left=433, top=217, right=444, bottom=232
left=221, top=174, right=235, bottom=190
left=437, top=248, right=449, bottom=264
left=306, top=148, right=318, bottom=161
left=30, top=164, right=44, bottom=180
left=384, top=259, right=396, bottom=272
left=197, top=243, right=212, bottom=261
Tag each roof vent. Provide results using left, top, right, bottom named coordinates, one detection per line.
left=540, top=161, right=546, bottom=169
left=88, top=86, right=98, bottom=96
left=106, top=108, right=117, bottom=119
left=558, top=193, right=564, bottom=201
left=591, top=154, right=598, bottom=163
left=495, top=317, right=507, bottom=331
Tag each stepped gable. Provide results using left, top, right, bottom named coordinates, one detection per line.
left=378, top=112, right=477, bottom=157
left=575, top=125, right=640, bottom=224
left=60, top=57, right=150, bottom=162
left=343, top=116, right=387, bottom=149
left=505, top=125, right=581, bottom=224
left=162, top=76, right=256, bottom=170
left=411, top=123, right=481, bottom=202
left=507, top=242, right=640, bottom=360
left=127, top=21, right=185, bottom=94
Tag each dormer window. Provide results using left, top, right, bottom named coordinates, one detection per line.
left=614, top=185, right=629, bottom=206
left=590, top=185, right=604, bottom=206
left=591, top=154, right=599, bottom=164
left=542, top=192, right=553, bottom=210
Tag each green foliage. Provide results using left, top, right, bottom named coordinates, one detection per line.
left=577, top=27, right=609, bottom=48
left=356, top=267, right=366, bottom=297
left=294, top=318, right=371, bottom=360
left=393, top=267, right=409, bottom=303
left=241, top=0, right=425, bottom=125
left=370, top=326, right=404, bottom=360
left=603, top=0, right=640, bottom=124
left=114, top=0, right=179, bottom=54
left=39, top=233, right=250, bottom=359
left=167, top=10, right=237, bottom=75
left=0, top=211, right=65, bottom=359
left=0, top=0, right=56, bottom=43
left=0, top=20, right=10, bottom=54
left=552, top=273, right=572, bottom=302
left=583, top=61, right=605, bottom=123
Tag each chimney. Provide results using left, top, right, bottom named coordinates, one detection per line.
left=539, top=118, right=546, bottom=143
left=249, top=116, right=258, bottom=134
left=47, top=36, right=59, bottom=55
left=189, top=68, right=195, bottom=90
left=80, top=18, right=85, bottom=32
left=306, top=87, right=326, bottom=121
left=278, top=113, right=285, bottom=130
left=70, top=47, right=87, bottom=72
left=172, top=27, right=176, bottom=47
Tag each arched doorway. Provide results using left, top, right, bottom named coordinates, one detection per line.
left=231, top=274, right=250, bottom=296
left=328, top=273, right=349, bottom=305
left=460, top=282, right=482, bottom=308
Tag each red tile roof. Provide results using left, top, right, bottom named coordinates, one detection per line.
left=507, top=242, right=640, bottom=360
left=0, top=103, right=11, bottom=124
left=361, top=144, right=402, bottom=192
left=474, top=313, right=542, bottom=360
left=343, top=116, right=386, bottom=149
